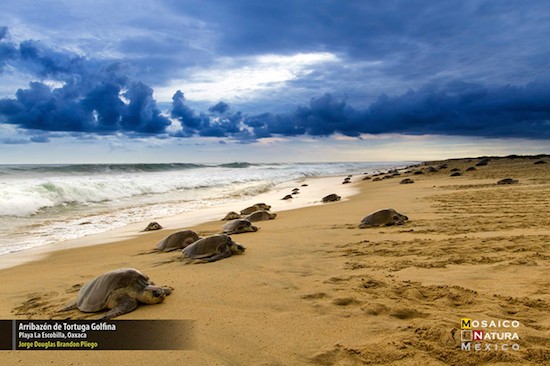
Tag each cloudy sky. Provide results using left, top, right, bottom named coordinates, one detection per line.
left=0, top=0, right=549, bottom=163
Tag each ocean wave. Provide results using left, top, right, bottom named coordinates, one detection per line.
left=0, top=174, right=211, bottom=217
left=0, top=166, right=276, bottom=217
left=218, top=162, right=256, bottom=168
left=0, top=161, right=411, bottom=218
left=0, top=162, right=285, bottom=176
left=0, top=163, right=207, bottom=176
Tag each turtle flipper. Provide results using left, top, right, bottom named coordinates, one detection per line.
left=99, top=297, right=139, bottom=320
left=58, top=299, right=78, bottom=312
left=202, top=248, right=233, bottom=262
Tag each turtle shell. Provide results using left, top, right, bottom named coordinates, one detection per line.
left=222, top=211, right=241, bottom=221
left=359, top=208, right=408, bottom=228
left=497, top=178, right=518, bottom=185
left=222, top=219, right=258, bottom=234
left=155, top=230, right=200, bottom=252
left=243, top=210, right=276, bottom=222
left=240, top=203, right=271, bottom=215
left=322, top=194, right=341, bottom=202
left=76, top=268, right=150, bottom=312
left=182, top=235, right=233, bottom=259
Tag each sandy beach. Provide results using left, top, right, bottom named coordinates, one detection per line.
left=1, top=155, right=549, bottom=365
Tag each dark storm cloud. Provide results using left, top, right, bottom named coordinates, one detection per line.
left=208, top=101, right=229, bottom=114
left=0, top=36, right=171, bottom=135
left=171, top=91, right=254, bottom=141
left=365, top=80, right=550, bottom=138
left=166, top=79, right=550, bottom=141
left=243, top=81, right=550, bottom=139
left=18, top=40, right=87, bottom=78
left=171, top=90, right=206, bottom=136
left=119, top=82, right=170, bottom=133
left=2, top=28, right=550, bottom=142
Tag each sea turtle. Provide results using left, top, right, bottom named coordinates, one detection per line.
left=222, top=219, right=258, bottom=234
left=155, top=230, right=200, bottom=252
left=322, top=193, right=341, bottom=202
left=143, top=221, right=163, bottom=231
left=240, top=203, right=271, bottom=215
left=61, top=268, right=171, bottom=320
left=400, top=178, right=414, bottom=184
left=497, top=178, right=518, bottom=185
left=359, top=208, right=409, bottom=228
left=182, top=234, right=245, bottom=262
left=282, top=194, right=293, bottom=200
left=476, top=158, right=490, bottom=166
left=222, top=211, right=241, bottom=221
left=243, top=210, right=277, bottom=222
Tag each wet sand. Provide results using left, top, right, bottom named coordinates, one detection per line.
left=1, top=155, right=548, bottom=365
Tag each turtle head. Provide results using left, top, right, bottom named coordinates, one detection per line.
left=138, top=285, right=170, bottom=304
left=392, top=213, right=408, bottom=225
left=245, top=224, right=259, bottom=233
left=232, top=220, right=257, bottom=233
left=230, top=243, right=246, bottom=255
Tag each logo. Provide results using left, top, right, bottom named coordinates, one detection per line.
left=472, top=330, right=484, bottom=340
left=461, top=330, right=472, bottom=341
left=459, top=317, right=521, bottom=352
left=461, top=318, right=472, bottom=330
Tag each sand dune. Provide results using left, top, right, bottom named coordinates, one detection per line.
left=1, top=155, right=549, bottom=365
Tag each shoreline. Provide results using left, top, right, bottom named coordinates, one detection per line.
left=0, top=172, right=366, bottom=270
left=1, top=161, right=410, bottom=261
left=0, top=155, right=548, bottom=365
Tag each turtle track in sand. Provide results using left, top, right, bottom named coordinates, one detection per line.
left=12, top=283, right=98, bottom=320
left=305, top=157, right=550, bottom=365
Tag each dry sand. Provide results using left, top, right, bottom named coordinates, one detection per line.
left=0, top=155, right=549, bottom=365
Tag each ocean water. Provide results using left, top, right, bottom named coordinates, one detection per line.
left=0, top=161, right=408, bottom=256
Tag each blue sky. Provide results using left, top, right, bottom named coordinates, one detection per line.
left=0, top=0, right=549, bottom=163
